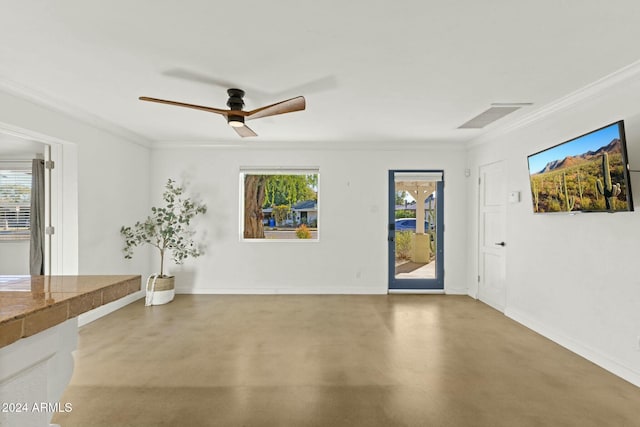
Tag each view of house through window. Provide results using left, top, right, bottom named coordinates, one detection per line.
left=0, top=167, right=31, bottom=240
left=241, top=170, right=319, bottom=240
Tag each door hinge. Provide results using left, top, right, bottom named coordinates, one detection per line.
left=478, top=177, right=481, bottom=185
left=45, top=226, right=55, bottom=235
left=477, top=275, right=480, bottom=283
left=45, top=160, right=55, bottom=170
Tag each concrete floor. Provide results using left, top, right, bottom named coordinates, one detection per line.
left=53, top=295, right=640, bottom=427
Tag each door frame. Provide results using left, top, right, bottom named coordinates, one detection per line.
left=0, top=123, right=78, bottom=275
left=388, top=169, right=444, bottom=291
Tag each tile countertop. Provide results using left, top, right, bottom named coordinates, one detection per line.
left=0, top=275, right=141, bottom=348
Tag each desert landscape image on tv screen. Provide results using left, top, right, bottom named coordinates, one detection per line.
left=527, top=122, right=631, bottom=213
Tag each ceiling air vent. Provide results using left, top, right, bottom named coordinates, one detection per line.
left=458, top=103, right=532, bottom=129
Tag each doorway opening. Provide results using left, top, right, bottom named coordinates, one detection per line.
left=388, top=170, right=444, bottom=291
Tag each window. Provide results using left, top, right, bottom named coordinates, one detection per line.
left=0, top=167, right=31, bottom=240
left=240, top=169, right=319, bottom=240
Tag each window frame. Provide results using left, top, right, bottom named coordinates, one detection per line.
left=0, top=163, right=32, bottom=241
left=239, top=168, right=320, bottom=242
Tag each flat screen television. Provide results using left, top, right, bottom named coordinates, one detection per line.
left=527, top=120, right=634, bottom=213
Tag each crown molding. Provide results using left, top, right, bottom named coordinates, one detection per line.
left=466, top=59, right=640, bottom=149
left=151, top=138, right=467, bottom=152
left=0, top=78, right=152, bottom=148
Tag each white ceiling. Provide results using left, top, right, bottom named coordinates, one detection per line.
left=2, top=1, right=640, bottom=146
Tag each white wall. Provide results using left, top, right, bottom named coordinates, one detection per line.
left=0, top=240, right=29, bottom=274
left=0, top=88, right=151, bottom=293
left=466, top=69, right=640, bottom=386
left=151, top=143, right=468, bottom=294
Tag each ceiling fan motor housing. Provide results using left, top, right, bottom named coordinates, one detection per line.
left=226, top=88, right=245, bottom=110
left=226, top=88, right=246, bottom=126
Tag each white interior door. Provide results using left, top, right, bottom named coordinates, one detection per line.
left=478, top=161, right=507, bottom=312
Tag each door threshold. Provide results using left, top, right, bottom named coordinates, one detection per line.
left=388, top=289, right=445, bottom=294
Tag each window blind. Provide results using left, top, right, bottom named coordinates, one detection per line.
left=0, top=169, right=31, bottom=240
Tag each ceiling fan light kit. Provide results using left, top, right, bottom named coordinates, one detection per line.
left=227, top=115, right=245, bottom=127
left=139, top=87, right=306, bottom=137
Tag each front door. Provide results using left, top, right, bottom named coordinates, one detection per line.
left=478, top=161, right=507, bottom=311
left=388, top=170, right=444, bottom=290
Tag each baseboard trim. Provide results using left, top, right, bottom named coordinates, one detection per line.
left=445, top=288, right=469, bottom=295
left=505, top=307, right=640, bottom=388
left=175, top=287, right=386, bottom=295
left=78, top=290, right=144, bottom=326
left=389, top=289, right=445, bottom=294
left=175, top=287, right=469, bottom=296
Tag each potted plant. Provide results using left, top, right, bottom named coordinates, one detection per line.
left=120, top=178, right=207, bottom=306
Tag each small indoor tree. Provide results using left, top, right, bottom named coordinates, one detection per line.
left=121, top=179, right=207, bottom=305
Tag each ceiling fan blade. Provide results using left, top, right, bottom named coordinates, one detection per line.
left=163, top=69, right=237, bottom=89
left=162, top=69, right=270, bottom=100
left=139, top=96, right=229, bottom=115
left=246, top=96, right=306, bottom=120
left=233, top=124, right=257, bottom=138
left=163, top=69, right=335, bottom=100
left=272, top=76, right=338, bottom=98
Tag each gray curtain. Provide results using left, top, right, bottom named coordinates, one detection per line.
left=29, top=159, right=45, bottom=275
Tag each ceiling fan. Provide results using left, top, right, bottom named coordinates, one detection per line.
left=139, top=89, right=305, bottom=137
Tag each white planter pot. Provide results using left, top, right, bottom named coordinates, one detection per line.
left=146, top=276, right=175, bottom=306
